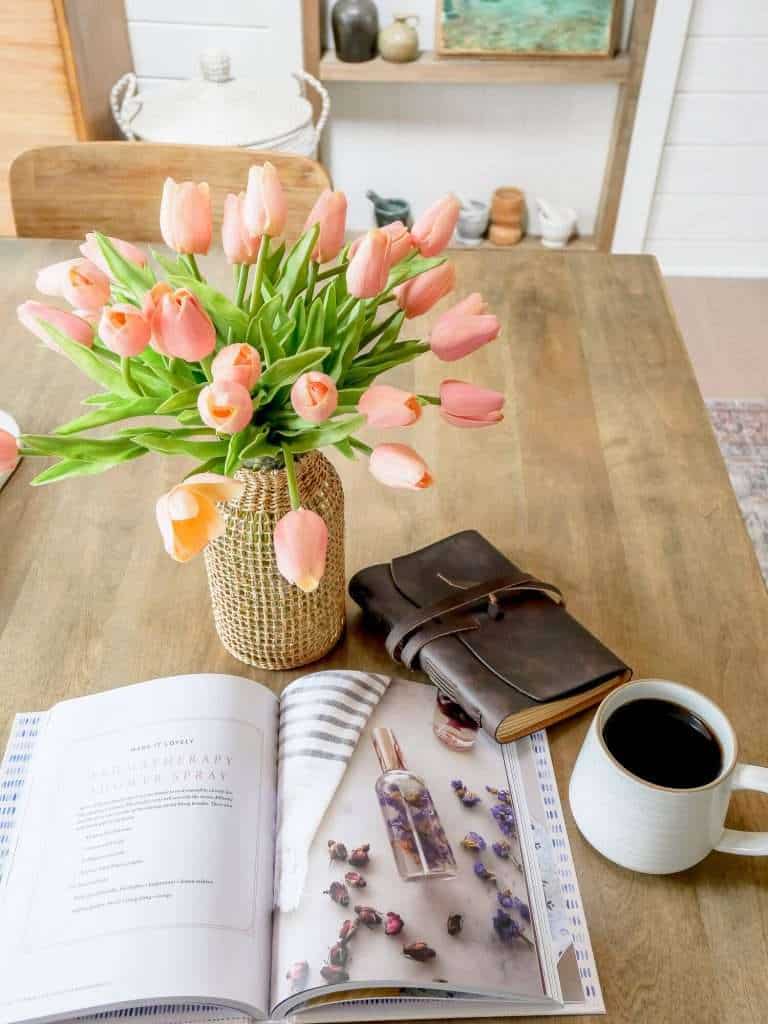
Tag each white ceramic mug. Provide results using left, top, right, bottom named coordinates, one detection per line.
left=569, top=679, right=768, bottom=874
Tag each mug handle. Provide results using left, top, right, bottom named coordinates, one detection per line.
left=715, top=763, right=768, bottom=855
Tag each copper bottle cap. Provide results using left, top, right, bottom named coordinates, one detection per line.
left=372, top=727, right=406, bottom=772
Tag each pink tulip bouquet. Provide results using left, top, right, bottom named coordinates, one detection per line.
left=14, top=162, right=504, bottom=595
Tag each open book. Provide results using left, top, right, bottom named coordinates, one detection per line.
left=0, top=672, right=603, bottom=1023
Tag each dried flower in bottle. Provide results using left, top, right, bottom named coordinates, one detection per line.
left=460, top=831, right=486, bottom=852
left=285, top=961, right=309, bottom=991
left=403, top=941, right=437, bottom=962
left=328, top=942, right=348, bottom=967
left=348, top=844, right=371, bottom=867
left=320, top=964, right=350, bottom=984
left=339, top=918, right=358, bottom=943
left=384, top=911, right=405, bottom=935
left=327, top=839, right=348, bottom=862
left=355, top=905, right=383, bottom=927
left=344, top=870, right=367, bottom=888
left=446, top=913, right=463, bottom=936
left=324, top=881, right=350, bottom=906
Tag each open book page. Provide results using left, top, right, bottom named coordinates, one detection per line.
left=270, top=677, right=550, bottom=1016
left=0, top=674, right=278, bottom=1024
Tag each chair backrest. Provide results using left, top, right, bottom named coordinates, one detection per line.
left=10, top=142, right=331, bottom=242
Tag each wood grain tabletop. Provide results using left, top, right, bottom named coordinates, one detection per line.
left=1, top=239, right=767, bottom=1023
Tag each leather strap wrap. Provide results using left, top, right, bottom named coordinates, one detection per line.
left=385, top=573, right=564, bottom=665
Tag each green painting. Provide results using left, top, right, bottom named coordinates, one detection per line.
left=437, top=0, right=621, bottom=57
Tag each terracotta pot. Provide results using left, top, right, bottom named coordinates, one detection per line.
left=489, top=224, right=523, bottom=247
left=491, top=187, right=525, bottom=226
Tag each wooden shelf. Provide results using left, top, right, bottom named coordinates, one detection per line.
left=320, top=50, right=631, bottom=85
left=448, top=235, right=596, bottom=252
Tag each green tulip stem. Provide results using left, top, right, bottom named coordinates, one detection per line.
left=201, top=354, right=213, bottom=382
left=120, top=356, right=141, bottom=396
left=186, top=254, right=203, bottom=282
left=306, top=260, right=318, bottom=304
left=349, top=437, right=372, bottom=456
left=282, top=446, right=301, bottom=510
left=418, top=394, right=440, bottom=406
left=249, top=236, right=270, bottom=316
left=316, top=261, right=349, bottom=282
left=234, top=263, right=249, bottom=309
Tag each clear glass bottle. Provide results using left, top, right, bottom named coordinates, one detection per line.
left=432, top=692, right=479, bottom=752
left=373, top=727, right=457, bottom=881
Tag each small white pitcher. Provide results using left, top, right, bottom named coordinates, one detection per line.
left=536, top=198, right=577, bottom=249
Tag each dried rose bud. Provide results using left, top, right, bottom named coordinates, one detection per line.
left=384, top=911, right=404, bottom=935
left=339, top=918, right=358, bottom=943
left=285, top=960, right=309, bottom=991
left=328, top=840, right=348, bottom=862
left=473, top=861, right=496, bottom=884
left=460, top=790, right=481, bottom=807
left=461, top=831, right=486, bottom=852
left=355, top=905, right=382, bottom=927
left=403, top=941, right=436, bottom=962
left=320, top=964, right=349, bottom=984
left=324, top=881, right=350, bottom=906
left=348, top=844, right=370, bottom=867
left=447, top=913, right=463, bottom=936
left=344, top=870, right=367, bottom=888
left=328, top=942, right=348, bottom=967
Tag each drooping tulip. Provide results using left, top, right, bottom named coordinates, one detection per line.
left=197, top=380, right=253, bottom=434
left=17, top=301, right=93, bottom=351
left=0, top=429, right=19, bottom=474
left=358, top=384, right=421, bottom=428
left=243, top=162, right=287, bottom=239
left=151, top=287, right=216, bottom=361
left=304, top=189, right=348, bottom=263
left=346, top=229, right=391, bottom=298
left=429, top=301, right=501, bottom=362
left=394, top=261, right=456, bottom=319
left=212, top=343, right=261, bottom=391
left=98, top=304, right=151, bottom=357
left=221, top=192, right=261, bottom=265
left=369, top=443, right=433, bottom=490
left=36, top=258, right=110, bottom=311
left=156, top=473, right=244, bottom=562
left=439, top=379, right=504, bottom=428
left=80, top=233, right=148, bottom=277
left=274, top=507, right=328, bottom=592
left=290, top=371, right=338, bottom=424
left=159, top=178, right=212, bottom=254
left=411, top=195, right=460, bottom=257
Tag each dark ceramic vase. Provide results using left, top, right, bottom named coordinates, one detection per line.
left=332, top=0, right=379, bottom=63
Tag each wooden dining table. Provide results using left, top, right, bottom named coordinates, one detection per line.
left=1, top=238, right=767, bottom=1023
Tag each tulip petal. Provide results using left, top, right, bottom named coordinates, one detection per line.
left=185, top=473, right=245, bottom=504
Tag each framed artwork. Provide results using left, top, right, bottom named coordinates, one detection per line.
left=436, top=0, right=623, bottom=59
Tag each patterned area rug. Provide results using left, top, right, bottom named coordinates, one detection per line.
left=707, top=400, right=768, bottom=583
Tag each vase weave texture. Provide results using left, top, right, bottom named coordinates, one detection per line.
left=204, top=451, right=345, bottom=669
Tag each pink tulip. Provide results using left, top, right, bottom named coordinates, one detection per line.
left=160, top=178, right=212, bottom=255
left=411, top=195, right=460, bottom=257
left=348, top=220, right=414, bottom=268
left=394, top=262, right=456, bottom=318
left=304, top=189, right=348, bottom=263
left=429, top=301, right=501, bottom=362
left=98, top=304, right=151, bottom=357
left=36, top=258, right=110, bottom=311
left=346, top=229, right=391, bottom=298
left=0, top=429, right=19, bottom=474
left=291, top=371, right=338, bottom=424
left=72, top=308, right=100, bottom=326
left=243, top=162, right=287, bottom=239
left=80, top=233, right=147, bottom=276
left=449, top=292, right=487, bottom=317
left=212, top=343, right=261, bottom=391
left=221, top=192, right=261, bottom=265
left=17, top=300, right=93, bottom=351
left=439, top=379, right=504, bottom=428
left=197, top=380, right=253, bottom=434
left=151, top=287, right=216, bottom=361
left=274, top=507, right=328, bottom=592
left=358, top=384, right=421, bottom=428
left=369, top=443, right=433, bottom=490
left=156, top=473, right=244, bottom=562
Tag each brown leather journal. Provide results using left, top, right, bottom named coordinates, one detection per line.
left=349, top=530, right=632, bottom=743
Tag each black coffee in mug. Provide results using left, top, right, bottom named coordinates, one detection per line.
left=602, top=698, right=723, bottom=789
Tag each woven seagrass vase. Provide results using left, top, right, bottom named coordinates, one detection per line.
left=203, top=451, right=345, bottom=669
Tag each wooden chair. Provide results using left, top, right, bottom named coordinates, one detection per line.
left=10, top=142, right=331, bottom=243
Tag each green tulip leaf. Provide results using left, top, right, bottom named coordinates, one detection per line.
left=155, top=383, right=205, bottom=415
left=21, top=433, right=141, bottom=461
left=257, top=346, right=330, bottom=400
left=224, top=425, right=261, bottom=476
left=29, top=447, right=146, bottom=486
left=54, top=397, right=161, bottom=435
left=297, top=296, right=325, bottom=355
left=41, top=323, right=137, bottom=398
left=281, top=414, right=366, bottom=454
left=276, top=224, right=319, bottom=306
left=130, top=434, right=229, bottom=459
left=333, top=439, right=358, bottom=460
left=93, top=232, right=154, bottom=302
left=326, top=303, right=366, bottom=381
left=183, top=456, right=227, bottom=478
left=166, top=275, right=249, bottom=340
left=265, top=241, right=285, bottom=282
left=81, top=391, right=124, bottom=406
left=385, top=253, right=446, bottom=291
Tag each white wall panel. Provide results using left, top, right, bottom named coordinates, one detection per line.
left=648, top=194, right=768, bottom=242
left=667, top=94, right=768, bottom=146
left=689, top=0, right=768, bottom=36
left=678, top=37, right=768, bottom=93
left=657, top=145, right=768, bottom=195
left=646, top=241, right=768, bottom=277
left=126, top=1, right=297, bottom=28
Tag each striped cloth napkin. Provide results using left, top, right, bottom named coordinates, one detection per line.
left=274, top=670, right=391, bottom=911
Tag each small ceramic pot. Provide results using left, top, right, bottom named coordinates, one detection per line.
left=456, top=199, right=489, bottom=246
left=379, top=14, right=420, bottom=63
left=491, top=187, right=525, bottom=226
left=366, top=189, right=412, bottom=227
left=489, top=224, right=522, bottom=246
left=536, top=198, right=577, bottom=249
left=332, top=0, right=379, bottom=63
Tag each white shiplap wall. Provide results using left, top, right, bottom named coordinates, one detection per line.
left=644, top=0, right=768, bottom=275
